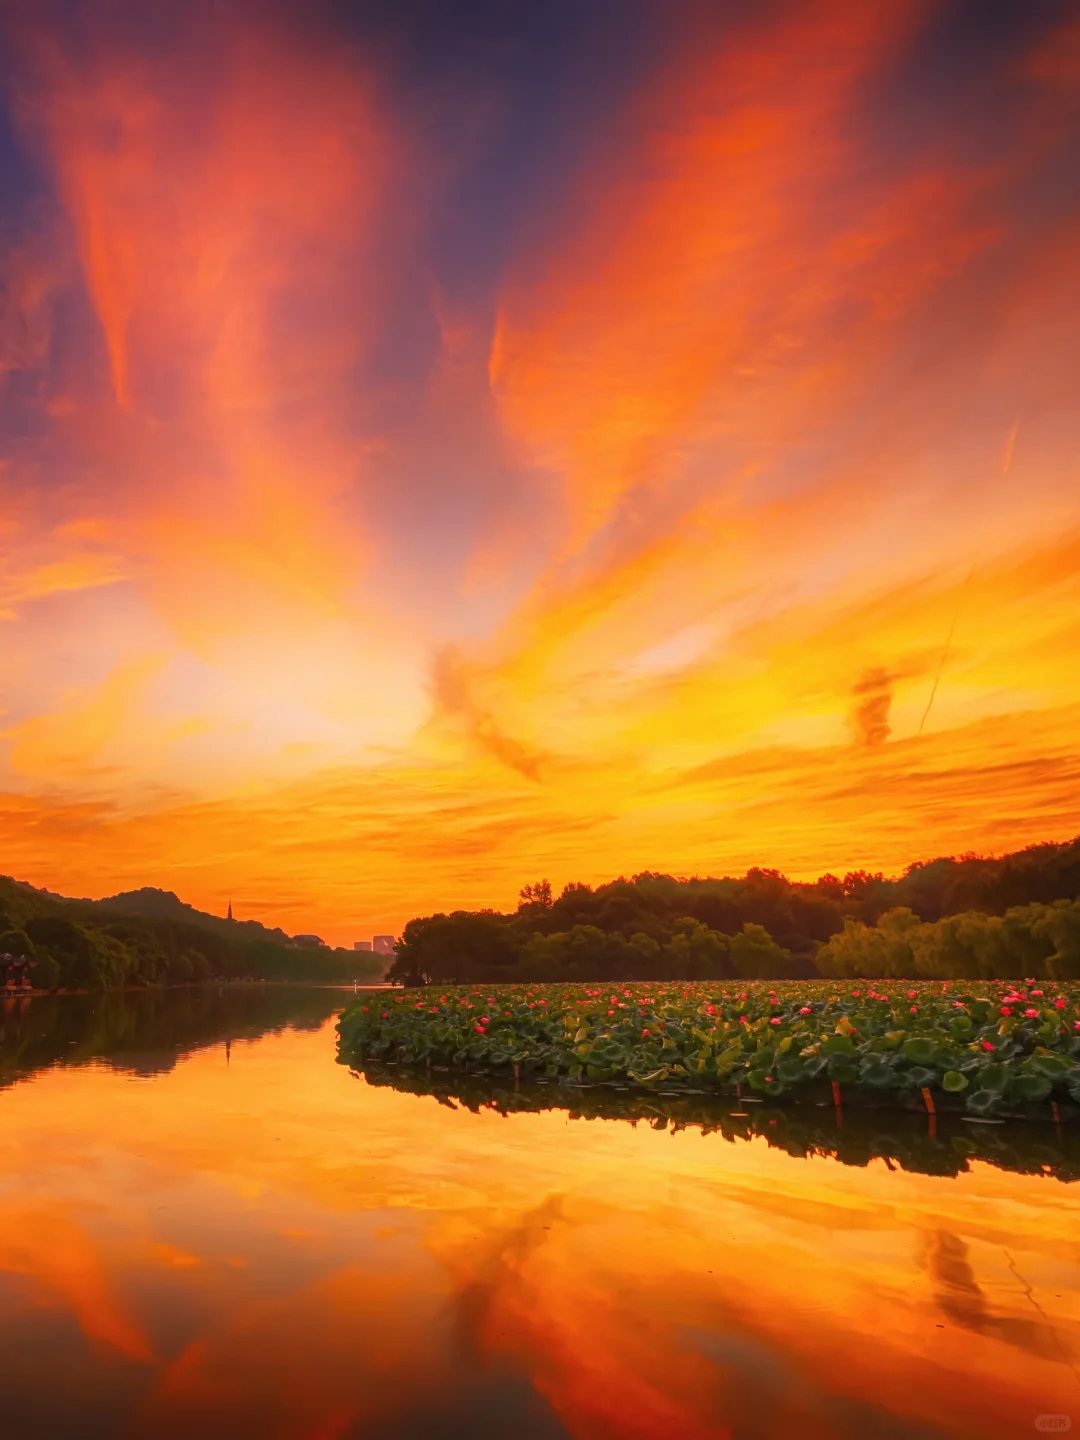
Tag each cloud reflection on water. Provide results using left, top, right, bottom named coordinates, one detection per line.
left=0, top=1004, right=1075, bottom=1437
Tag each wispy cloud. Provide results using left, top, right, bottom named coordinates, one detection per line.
left=0, top=0, right=1078, bottom=940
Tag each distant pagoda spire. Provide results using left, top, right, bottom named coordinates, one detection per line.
left=227, top=899, right=234, bottom=921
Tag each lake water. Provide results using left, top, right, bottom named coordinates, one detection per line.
left=0, top=987, right=1077, bottom=1439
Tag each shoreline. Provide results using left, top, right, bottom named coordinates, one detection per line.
left=3, top=979, right=393, bottom=998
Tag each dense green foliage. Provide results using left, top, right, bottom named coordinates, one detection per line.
left=819, top=902, right=1080, bottom=980
left=389, top=836, right=1080, bottom=983
left=338, top=978, right=1080, bottom=1118
left=0, top=875, right=381, bottom=990
left=391, top=908, right=793, bottom=985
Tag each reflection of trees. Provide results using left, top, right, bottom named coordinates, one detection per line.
left=0, top=987, right=342, bottom=1089
left=343, top=1060, right=1080, bottom=1184
left=924, top=1230, right=1065, bottom=1360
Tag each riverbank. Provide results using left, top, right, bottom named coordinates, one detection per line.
left=2, top=978, right=393, bottom=998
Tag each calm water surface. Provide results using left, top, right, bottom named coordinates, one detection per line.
left=0, top=987, right=1077, bottom=1439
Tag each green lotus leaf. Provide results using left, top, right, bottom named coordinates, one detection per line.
left=1008, top=1073, right=1052, bottom=1104
left=1027, top=1053, right=1068, bottom=1080
left=941, top=1070, right=969, bottom=1093
left=827, top=1056, right=859, bottom=1083
left=821, top=1033, right=856, bottom=1056
left=966, top=1088, right=1002, bottom=1116
left=903, top=1037, right=937, bottom=1065
left=859, top=1059, right=900, bottom=1089
left=977, top=1061, right=1007, bottom=1093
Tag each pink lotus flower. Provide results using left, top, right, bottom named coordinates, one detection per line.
left=769, top=1017, right=781, bottom=1026
left=907, top=990, right=917, bottom=998
left=1024, top=1007, right=1039, bottom=1018
left=1031, top=989, right=1043, bottom=997
left=799, top=1006, right=812, bottom=1014
left=481, top=1016, right=490, bottom=1024
left=982, top=1041, right=995, bottom=1051
left=1055, top=998, right=1066, bottom=1009
left=910, top=1005, right=918, bottom=1013
left=642, top=1028, right=651, bottom=1036
left=474, top=1024, right=486, bottom=1034
left=1000, top=1006, right=1012, bottom=1016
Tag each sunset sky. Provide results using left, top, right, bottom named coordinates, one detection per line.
left=1, top=0, right=1079, bottom=943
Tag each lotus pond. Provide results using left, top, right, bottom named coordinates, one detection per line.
left=337, top=977, right=1080, bottom=1119
left=1, top=986, right=1078, bottom=1439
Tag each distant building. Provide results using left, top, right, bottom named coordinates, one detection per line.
left=373, top=935, right=396, bottom=956
left=293, top=934, right=326, bottom=949
left=353, top=940, right=372, bottom=951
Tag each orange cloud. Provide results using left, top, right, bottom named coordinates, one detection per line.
left=7, top=9, right=388, bottom=646
left=0, top=0, right=1078, bottom=935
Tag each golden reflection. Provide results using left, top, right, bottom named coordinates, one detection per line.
left=0, top=1013, right=1076, bottom=1437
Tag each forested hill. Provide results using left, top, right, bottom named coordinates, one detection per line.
left=389, top=836, right=1080, bottom=985
left=90, top=887, right=292, bottom=945
left=0, top=875, right=382, bottom=990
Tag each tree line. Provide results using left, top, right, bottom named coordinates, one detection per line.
left=818, top=900, right=1080, bottom=980
left=387, top=836, right=1080, bottom=985
left=0, top=876, right=381, bottom=990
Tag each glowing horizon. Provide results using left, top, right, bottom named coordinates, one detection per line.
left=1, top=1, right=1079, bottom=944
